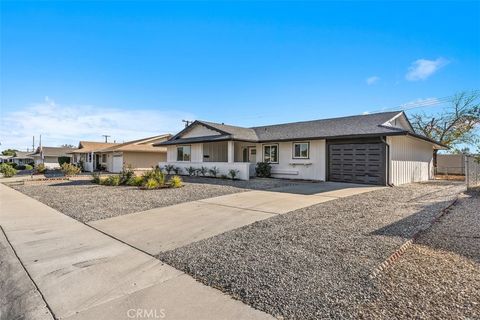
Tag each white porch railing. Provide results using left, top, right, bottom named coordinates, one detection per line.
left=158, top=161, right=254, bottom=180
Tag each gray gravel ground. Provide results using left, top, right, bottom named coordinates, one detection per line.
left=10, top=177, right=299, bottom=222
left=158, top=181, right=466, bottom=320
left=362, top=190, right=480, bottom=319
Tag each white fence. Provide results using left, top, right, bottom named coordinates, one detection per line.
left=465, top=156, right=480, bottom=189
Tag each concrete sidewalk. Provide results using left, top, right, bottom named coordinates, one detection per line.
left=90, top=182, right=383, bottom=255
left=0, top=184, right=273, bottom=320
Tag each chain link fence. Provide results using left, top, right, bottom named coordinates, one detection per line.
left=465, top=156, right=480, bottom=189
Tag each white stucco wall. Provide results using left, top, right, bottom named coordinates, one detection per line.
left=261, top=140, right=326, bottom=181
left=388, top=135, right=434, bottom=185
left=182, top=124, right=221, bottom=138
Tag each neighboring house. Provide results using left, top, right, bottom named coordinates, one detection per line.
left=436, top=154, right=467, bottom=175
left=10, top=151, right=34, bottom=165
left=70, top=135, right=171, bottom=173
left=0, top=155, right=13, bottom=163
left=69, top=141, right=119, bottom=172
left=155, top=111, right=446, bottom=186
left=29, top=147, right=76, bottom=169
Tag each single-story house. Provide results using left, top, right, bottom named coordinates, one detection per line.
left=71, top=135, right=171, bottom=173
left=155, top=111, right=446, bottom=186
left=10, top=151, right=34, bottom=166
left=29, top=146, right=76, bottom=169
left=0, top=155, right=13, bottom=163
left=70, top=141, right=119, bottom=172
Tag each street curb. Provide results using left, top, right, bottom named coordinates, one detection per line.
left=369, top=195, right=460, bottom=279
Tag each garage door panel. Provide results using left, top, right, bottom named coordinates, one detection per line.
left=328, top=142, right=386, bottom=185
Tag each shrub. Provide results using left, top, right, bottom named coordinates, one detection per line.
left=220, top=174, right=228, bottom=179
left=186, top=166, right=197, bottom=176
left=16, top=164, right=26, bottom=170
left=91, top=172, right=101, bottom=184
left=209, top=166, right=219, bottom=178
left=173, top=166, right=182, bottom=175
left=24, top=164, right=33, bottom=170
left=36, top=163, right=46, bottom=174
left=104, top=175, right=121, bottom=186
left=198, top=166, right=208, bottom=177
left=255, top=162, right=272, bottom=178
left=164, top=164, right=175, bottom=175
left=61, top=163, right=81, bottom=177
left=119, top=165, right=135, bottom=185
left=144, top=178, right=160, bottom=189
left=127, top=175, right=144, bottom=186
left=0, top=163, right=17, bottom=177
left=58, top=156, right=71, bottom=166
left=169, top=175, right=183, bottom=188
left=7, top=162, right=18, bottom=169
left=228, top=169, right=239, bottom=180
left=142, top=167, right=165, bottom=186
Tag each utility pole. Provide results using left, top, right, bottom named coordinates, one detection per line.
left=182, top=120, right=192, bottom=128
left=102, top=135, right=111, bottom=143
left=32, top=136, right=35, bottom=151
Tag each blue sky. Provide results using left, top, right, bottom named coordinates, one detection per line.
left=1, top=1, right=479, bottom=150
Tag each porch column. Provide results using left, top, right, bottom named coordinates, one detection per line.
left=227, top=141, right=234, bottom=163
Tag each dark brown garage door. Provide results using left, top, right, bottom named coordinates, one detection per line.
left=328, top=143, right=386, bottom=185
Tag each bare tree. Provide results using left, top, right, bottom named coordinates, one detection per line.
left=410, top=91, right=480, bottom=167
left=60, top=144, right=76, bottom=148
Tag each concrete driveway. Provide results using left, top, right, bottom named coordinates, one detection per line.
left=90, top=182, right=383, bottom=255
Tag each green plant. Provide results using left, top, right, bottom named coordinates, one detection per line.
left=255, top=162, right=272, bottom=178
left=7, top=162, right=18, bottom=169
left=169, top=175, right=183, bottom=188
left=16, top=164, right=26, bottom=170
left=228, top=169, right=239, bottom=180
left=186, top=166, right=197, bottom=176
left=142, top=167, right=165, bottom=186
left=119, top=164, right=135, bottom=185
left=58, top=156, right=71, bottom=166
left=91, top=172, right=101, bottom=184
left=173, top=166, right=181, bottom=174
left=36, top=163, right=46, bottom=174
left=77, top=160, right=85, bottom=171
left=61, top=162, right=81, bottom=177
left=144, top=178, right=160, bottom=189
left=24, top=164, right=33, bottom=170
left=164, top=164, right=175, bottom=175
left=208, top=166, right=219, bottom=178
left=199, top=166, right=208, bottom=177
left=127, top=175, right=144, bottom=186
left=0, top=163, right=17, bottom=177
left=220, top=174, right=228, bottom=179
left=104, top=175, right=121, bottom=186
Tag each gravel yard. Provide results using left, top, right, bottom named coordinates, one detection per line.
left=9, top=177, right=299, bottom=222
left=363, top=190, right=480, bottom=319
left=158, top=181, right=466, bottom=319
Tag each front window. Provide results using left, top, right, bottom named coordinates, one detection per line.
left=177, top=145, right=191, bottom=161
left=87, top=153, right=92, bottom=162
left=293, top=142, right=309, bottom=159
left=263, top=144, right=278, bottom=163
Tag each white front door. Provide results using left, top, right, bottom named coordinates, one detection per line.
left=112, top=155, right=123, bottom=173
left=248, top=147, right=256, bottom=163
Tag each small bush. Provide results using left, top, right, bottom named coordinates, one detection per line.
left=186, top=166, right=197, bottom=176
left=255, top=162, right=272, bottom=178
left=199, top=166, right=208, bottom=177
left=61, top=163, right=81, bottom=177
left=7, top=162, right=18, bottom=169
left=220, top=174, right=228, bottom=179
left=127, top=175, right=144, bottom=186
left=164, top=164, right=175, bottom=175
left=228, top=169, right=239, bottom=180
left=144, top=178, right=160, bottom=189
left=36, top=163, right=46, bottom=174
left=173, top=166, right=181, bottom=175
left=169, top=175, right=183, bottom=188
left=91, top=172, right=101, bottom=184
left=142, top=167, right=165, bottom=186
left=0, top=163, right=17, bottom=177
left=16, top=164, right=26, bottom=170
left=24, top=164, right=33, bottom=170
left=58, top=156, right=71, bottom=166
left=208, top=166, right=219, bottom=178
left=119, top=164, right=135, bottom=185
left=104, top=175, right=121, bottom=186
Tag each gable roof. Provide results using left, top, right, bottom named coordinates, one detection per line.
left=30, top=147, right=76, bottom=157
left=157, top=111, right=444, bottom=147
left=11, top=151, right=34, bottom=159
left=100, top=134, right=171, bottom=153
left=69, top=141, right=119, bottom=153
